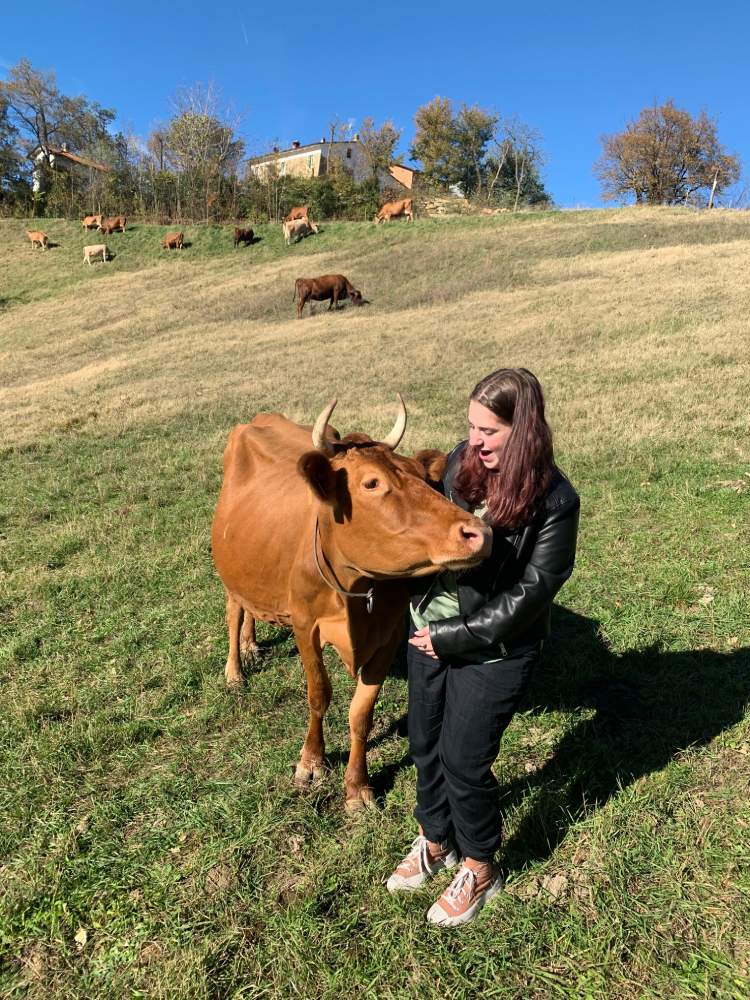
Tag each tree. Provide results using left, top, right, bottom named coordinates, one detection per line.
left=595, top=101, right=740, bottom=206
left=164, top=84, right=244, bottom=222
left=0, top=93, right=26, bottom=208
left=411, top=98, right=549, bottom=206
left=411, top=97, right=456, bottom=189
left=452, top=105, right=498, bottom=198
left=358, top=117, right=402, bottom=181
left=0, top=58, right=116, bottom=214
left=0, top=58, right=114, bottom=167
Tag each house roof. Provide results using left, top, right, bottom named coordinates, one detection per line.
left=248, top=139, right=359, bottom=164
left=31, top=146, right=112, bottom=173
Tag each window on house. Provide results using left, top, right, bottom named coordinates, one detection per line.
left=346, top=148, right=352, bottom=159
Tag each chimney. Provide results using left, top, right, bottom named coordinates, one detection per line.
left=353, top=133, right=359, bottom=142
left=320, top=137, right=326, bottom=144
left=292, top=140, right=301, bottom=149
left=272, top=146, right=279, bottom=153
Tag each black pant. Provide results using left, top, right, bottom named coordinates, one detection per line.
left=408, top=636, right=540, bottom=862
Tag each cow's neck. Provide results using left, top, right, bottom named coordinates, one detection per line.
left=315, top=514, right=372, bottom=597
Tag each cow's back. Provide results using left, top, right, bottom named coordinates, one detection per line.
left=212, top=414, right=319, bottom=618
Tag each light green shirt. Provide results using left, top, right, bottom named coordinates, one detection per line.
left=410, top=502, right=489, bottom=631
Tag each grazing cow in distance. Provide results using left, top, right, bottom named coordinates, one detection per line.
left=285, top=204, right=314, bottom=223
left=99, top=215, right=127, bottom=235
left=234, top=227, right=254, bottom=247
left=283, top=217, right=319, bottom=245
left=162, top=231, right=184, bottom=250
left=374, top=198, right=413, bottom=224
left=211, top=396, right=491, bottom=809
left=293, top=274, right=364, bottom=318
left=81, top=214, right=102, bottom=230
left=83, top=244, right=109, bottom=265
left=27, top=230, right=50, bottom=250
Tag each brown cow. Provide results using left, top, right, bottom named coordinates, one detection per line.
left=285, top=204, right=313, bottom=224
left=234, top=227, right=254, bottom=247
left=81, top=214, right=102, bottom=230
left=162, top=231, right=184, bottom=250
left=99, top=215, right=127, bottom=235
left=374, top=198, right=414, bottom=224
left=27, top=230, right=49, bottom=250
left=211, top=396, right=491, bottom=810
left=293, top=274, right=364, bottom=318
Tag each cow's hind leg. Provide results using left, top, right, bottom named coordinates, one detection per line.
left=344, top=645, right=395, bottom=811
left=293, top=625, right=331, bottom=788
left=240, top=612, right=260, bottom=663
left=224, top=591, right=245, bottom=687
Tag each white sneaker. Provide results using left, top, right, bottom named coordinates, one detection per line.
left=386, top=835, right=459, bottom=892
left=426, top=863, right=504, bottom=926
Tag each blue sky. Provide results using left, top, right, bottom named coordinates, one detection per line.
left=3, top=1, right=748, bottom=206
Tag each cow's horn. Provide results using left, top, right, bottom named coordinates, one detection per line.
left=311, top=398, right=337, bottom=454
left=381, top=393, right=407, bottom=450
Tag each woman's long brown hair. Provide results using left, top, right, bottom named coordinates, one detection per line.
left=453, top=368, right=555, bottom=529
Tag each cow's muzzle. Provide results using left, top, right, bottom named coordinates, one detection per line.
left=441, top=519, right=493, bottom=566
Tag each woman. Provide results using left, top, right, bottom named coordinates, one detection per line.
left=386, top=368, right=579, bottom=927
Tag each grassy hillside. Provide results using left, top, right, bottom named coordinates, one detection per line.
left=1, top=208, right=749, bottom=999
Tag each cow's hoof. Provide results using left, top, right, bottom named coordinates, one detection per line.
left=240, top=642, right=261, bottom=665
left=294, top=761, right=325, bottom=789
left=345, top=787, right=377, bottom=813
left=224, top=670, right=246, bottom=688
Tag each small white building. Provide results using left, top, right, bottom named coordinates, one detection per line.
left=248, top=138, right=418, bottom=191
left=30, top=144, right=111, bottom=194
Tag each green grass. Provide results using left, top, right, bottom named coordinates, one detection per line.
left=6, top=206, right=750, bottom=312
left=1, top=207, right=749, bottom=998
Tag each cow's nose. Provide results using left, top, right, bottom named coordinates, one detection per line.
left=452, top=520, right=492, bottom=557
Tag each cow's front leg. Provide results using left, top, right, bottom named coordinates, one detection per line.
left=344, top=646, right=394, bottom=811
left=294, top=625, right=331, bottom=788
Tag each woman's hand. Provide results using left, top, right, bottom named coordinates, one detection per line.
left=409, top=626, right=438, bottom=659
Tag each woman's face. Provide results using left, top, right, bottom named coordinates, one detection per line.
left=468, top=400, right=512, bottom=471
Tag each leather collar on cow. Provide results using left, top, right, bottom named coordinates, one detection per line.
left=313, top=518, right=375, bottom=613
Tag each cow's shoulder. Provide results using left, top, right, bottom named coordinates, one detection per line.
left=224, top=414, right=316, bottom=475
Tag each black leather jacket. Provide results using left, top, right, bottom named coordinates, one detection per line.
left=411, top=442, right=580, bottom=661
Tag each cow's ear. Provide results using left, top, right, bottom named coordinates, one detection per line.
left=298, top=451, right=337, bottom=503
left=413, top=449, right=448, bottom=486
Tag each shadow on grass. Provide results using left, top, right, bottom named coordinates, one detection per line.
left=366, top=606, right=749, bottom=868
left=0, top=295, right=25, bottom=311
left=500, top=605, right=750, bottom=870
left=241, top=627, right=296, bottom=673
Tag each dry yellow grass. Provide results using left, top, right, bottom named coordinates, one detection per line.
left=2, top=208, right=749, bottom=463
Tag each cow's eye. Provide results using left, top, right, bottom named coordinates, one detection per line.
left=363, top=478, right=380, bottom=490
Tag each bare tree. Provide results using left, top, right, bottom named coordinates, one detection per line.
left=486, top=119, right=513, bottom=202
left=165, top=83, right=244, bottom=222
